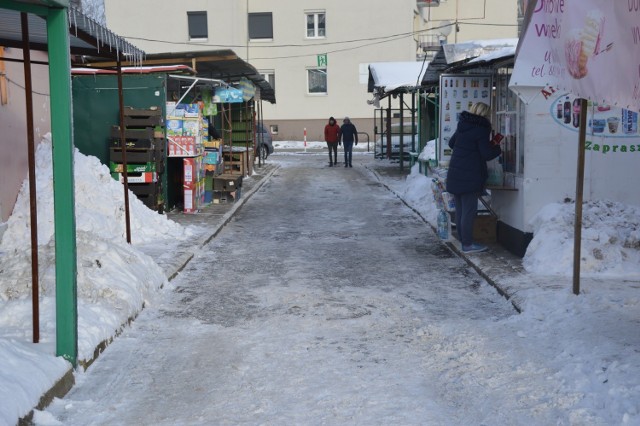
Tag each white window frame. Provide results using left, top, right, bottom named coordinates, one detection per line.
left=307, top=67, right=327, bottom=96
left=259, top=70, right=276, bottom=94
left=305, top=11, right=326, bottom=39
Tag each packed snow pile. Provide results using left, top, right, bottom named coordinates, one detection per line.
left=417, top=139, right=436, bottom=162
left=1, top=135, right=189, bottom=253
left=0, top=134, right=194, bottom=357
left=524, top=200, right=640, bottom=277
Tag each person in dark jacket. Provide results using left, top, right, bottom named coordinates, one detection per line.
left=446, top=102, right=501, bottom=254
left=340, top=117, right=358, bottom=168
left=324, top=117, right=341, bottom=167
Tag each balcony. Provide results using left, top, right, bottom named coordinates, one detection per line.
left=418, top=34, right=444, bottom=52
left=417, top=0, right=441, bottom=8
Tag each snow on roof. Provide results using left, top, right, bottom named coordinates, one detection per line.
left=443, top=38, right=518, bottom=64
left=369, top=62, right=428, bottom=93
left=466, top=46, right=517, bottom=64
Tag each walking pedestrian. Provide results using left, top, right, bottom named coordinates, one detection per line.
left=324, top=117, right=341, bottom=167
left=445, top=102, right=502, bottom=254
left=340, top=117, right=358, bottom=168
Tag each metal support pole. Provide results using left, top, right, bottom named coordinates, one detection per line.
left=399, top=93, right=405, bottom=170
left=116, top=59, right=132, bottom=244
left=47, top=6, right=78, bottom=366
left=21, top=12, right=39, bottom=344
left=411, top=91, right=416, bottom=153
left=257, top=100, right=263, bottom=167
left=386, top=97, right=392, bottom=160
left=572, top=98, right=588, bottom=295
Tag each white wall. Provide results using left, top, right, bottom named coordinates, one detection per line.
left=493, top=86, right=640, bottom=233
left=0, top=49, right=51, bottom=221
left=104, top=0, right=245, bottom=54
left=247, top=0, right=418, bottom=123
left=420, top=0, right=518, bottom=43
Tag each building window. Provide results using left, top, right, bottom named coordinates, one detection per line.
left=270, top=125, right=279, bottom=135
left=307, top=68, right=327, bottom=95
left=306, top=12, right=325, bottom=38
left=249, top=12, right=273, bottom=40
left=260, top=70, right=276, bottom=94
left=187, top=11, right=208, bottom=40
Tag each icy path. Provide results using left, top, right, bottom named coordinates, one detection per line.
left=41, top=156, right=520, bottom=425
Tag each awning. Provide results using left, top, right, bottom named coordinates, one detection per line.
left=0, top=6, right=144, bottom=61
left=78, top=49, right=275, bottom=104
left=367, top=61, right=428, bottom=95
left=421, top=38, right=518, bottom=86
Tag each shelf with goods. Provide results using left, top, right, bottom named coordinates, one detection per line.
left=110, top=107, right=166, bottom=213
left=219, top=101, right=255, bottom=177
left=165, top=102, right=212, bottom=214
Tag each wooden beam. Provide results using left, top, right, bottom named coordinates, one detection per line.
left=84, top=54, right=238, bottom=69
left=0, top=47, right=7, bottom=105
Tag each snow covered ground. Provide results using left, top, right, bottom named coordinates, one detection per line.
left=0, top=138, right=639, bottom=425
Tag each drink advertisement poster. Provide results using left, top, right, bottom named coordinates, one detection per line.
left=510, top=0, right=640, bottom=113
left=550, top=92, right=639, bottom=153
left=438, top=74, right=492, bottom=162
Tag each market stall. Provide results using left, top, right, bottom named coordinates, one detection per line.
left=419, top=39, right=518, bottom=251
left=425, top=37, right=640, bottom=258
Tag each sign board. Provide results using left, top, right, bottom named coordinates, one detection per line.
left=438, top=74, right=493, bottom=162
left=239, top=77, right=256, bottom=101
left=213, top=86, right=244, bottom=103
left=511, top=0, right=640, bottom=112
left=317, top=54, right=328, bottom=67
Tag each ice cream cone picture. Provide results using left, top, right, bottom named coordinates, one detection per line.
left=565, top=10, right=606, bottom=79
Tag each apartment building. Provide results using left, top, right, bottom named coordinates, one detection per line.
left=104, top=1, right=517, bottom=140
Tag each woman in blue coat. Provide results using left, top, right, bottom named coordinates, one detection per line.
left=445, top=102, right=501, bottom=254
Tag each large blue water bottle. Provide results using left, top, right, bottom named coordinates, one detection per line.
left=437, top=209, right=449, bottom=240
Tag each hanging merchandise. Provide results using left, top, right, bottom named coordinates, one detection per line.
left=239, top=77, right=256, bottom=101
left=201, top=88, right=218, bottom=117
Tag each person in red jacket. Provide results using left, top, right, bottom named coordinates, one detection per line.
left=324, top=116, right=341, bottom=167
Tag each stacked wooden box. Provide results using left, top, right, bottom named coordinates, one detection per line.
left=212, top=174, right=243, bottom=204
left=110, top=107, right=165, bottom=213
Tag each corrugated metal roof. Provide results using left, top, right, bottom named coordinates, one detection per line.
left=0, top=6, right=143, bottom=61
left=79, top=50, right=275, bottom=104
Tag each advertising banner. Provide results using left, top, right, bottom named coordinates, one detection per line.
left=213, top=86, right=244, bottom=103
left=239, top=77, right=256, bottom=102
left=438, top=74, right=492, bottom=161
left=511, top=0, right=640, bottom=113
left=549, top=92, right=639, bottom=154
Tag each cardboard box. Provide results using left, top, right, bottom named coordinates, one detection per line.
left=473, top=214, right=497, bottom=243
left=183, top=188, right=196, bottom=213
left=111, top=172, right=157, bottom=183
left=182, top=118, right=200, bottom=136
left=203, top=139, right=221, bottom=149
left=183, top=157, right=196, bottom=187
left=181, top=103, right=200, bottom=118
left=166, top=119, right=183, bottom=136
left=168, top=136, right=197, bottom=157
left=213, top=175, right=242, bottom=191
left=110, top=161, right=156, bottom=173
left=203, top=150, right=219, bottom=165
